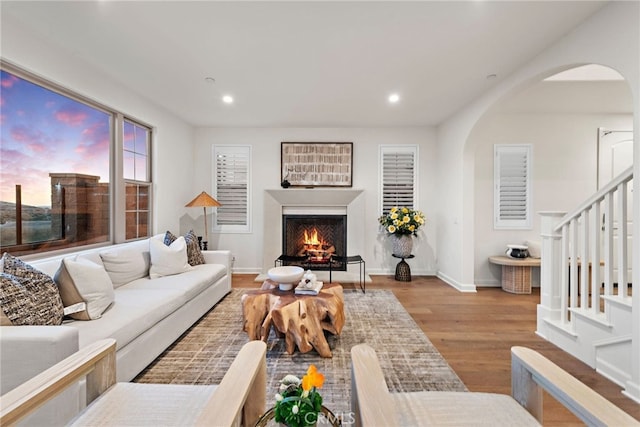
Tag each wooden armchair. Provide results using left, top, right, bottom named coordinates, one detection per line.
left=1, top=339, right=267, bottom=427
left=351, top=344, right=639, bottom=426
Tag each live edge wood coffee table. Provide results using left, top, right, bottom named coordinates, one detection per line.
left=241, top=281, right=345, bottom=358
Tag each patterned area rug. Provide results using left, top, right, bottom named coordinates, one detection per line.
left=135, top=289, right=466, bottom=415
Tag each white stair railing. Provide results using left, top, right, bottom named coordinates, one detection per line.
left=540, top=166, right=633, bottom=332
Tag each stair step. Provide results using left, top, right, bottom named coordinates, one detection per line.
left=568, top=308, right=613, bottom=328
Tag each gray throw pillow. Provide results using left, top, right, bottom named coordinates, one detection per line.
left=0, top=253, right=64, bottom=325
left=164, top=230, right=205, bottom=266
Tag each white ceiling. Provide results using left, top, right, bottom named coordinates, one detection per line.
left=1, top=1, right=615, bottom=128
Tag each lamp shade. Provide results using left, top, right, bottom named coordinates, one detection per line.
left=185, top=191, right=221, bottom=208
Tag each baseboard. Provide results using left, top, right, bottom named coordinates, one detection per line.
left=437, top=271, right=477, bottom=292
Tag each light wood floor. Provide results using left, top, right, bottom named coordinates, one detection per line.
left=233, top=274, right=640, bottom=425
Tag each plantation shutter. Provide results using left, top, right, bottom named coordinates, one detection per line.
left=213, top=145, right=251, bottom=232
left=380, top=145, right=417, bottom=214
left=494, top=144, right=532, bottom=229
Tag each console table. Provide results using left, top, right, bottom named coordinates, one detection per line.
left=488, top=255, right=541, bottom=294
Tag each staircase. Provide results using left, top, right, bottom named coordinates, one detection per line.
left=537, top=166, right=635, bottom=394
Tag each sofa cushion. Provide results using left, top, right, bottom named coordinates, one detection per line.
left=100, top=240, right=150, bottom=287
left=126, top=264, right=226, bottom=301
left=0, top=253, right=64, bottom=326
left=55, top=257, right=115, bottom=320
left=149, top=236, right=191, bottom=279
left=0, top=307, right=12, bottom=326
left=71, top=287, right=186, bottom=350
left=164, top=230, right=205, bottom=266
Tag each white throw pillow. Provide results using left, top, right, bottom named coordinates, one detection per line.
left=100, top=242, right=151, bottom=287
left=149, top=236, right=191, bottom=279
left=55, top=257, right=115, bottom=320
left=526, top=240, right=542, bottom=258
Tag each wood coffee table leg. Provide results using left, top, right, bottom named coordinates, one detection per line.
left=241, top=284, right=344, bottom=357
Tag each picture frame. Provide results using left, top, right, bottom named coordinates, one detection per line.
left=281, top=142, right=353, bottom=187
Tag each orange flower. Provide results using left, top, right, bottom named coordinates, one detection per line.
left=301, top=364, right=324, bottom=391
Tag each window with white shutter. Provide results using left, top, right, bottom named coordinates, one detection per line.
left=212, top=145, right=251, bottom=233
left=379, top=145, right=418, bottom=214
left=494, top=144, right=532, bottom=229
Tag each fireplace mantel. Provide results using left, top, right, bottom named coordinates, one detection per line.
left=263, top=189, right=365, bottom=273
left=265, top=189, right=363, bottom=207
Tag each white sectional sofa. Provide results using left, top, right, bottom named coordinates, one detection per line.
left=0, top=234, right=232, bottom=426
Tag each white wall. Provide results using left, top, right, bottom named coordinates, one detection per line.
left=436, top=1, right=640, bottom=290
left=472, top=113, right=633, bottom=287
left=1, top=16, right=195, bottom=236
left=192, top=127, right=437, bottom=274
left=436, top=1, right=640, bottom=401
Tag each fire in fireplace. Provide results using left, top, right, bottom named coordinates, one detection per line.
left=300, top=227, right=335, bottom=263
left=282, top=214, right=346, bottom=270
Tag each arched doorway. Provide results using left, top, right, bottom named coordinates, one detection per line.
left=464, top=64, right=634, bottom=289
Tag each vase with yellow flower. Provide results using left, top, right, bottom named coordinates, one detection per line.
left=378, top=207, right=426, bottom=257
left=274, top=365, right=325, bottom=427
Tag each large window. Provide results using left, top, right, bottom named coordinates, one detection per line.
left=379, top=145, right=418, bottom=214
left=212, top=145, right=251, bottom=233
left=0, top=63, right=152, bottom=255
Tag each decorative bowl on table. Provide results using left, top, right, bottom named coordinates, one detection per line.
left=506, top=244, right=529, bottom=259
left=267, top=266, right=304, bottom=291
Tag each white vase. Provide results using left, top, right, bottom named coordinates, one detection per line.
left=391, top=234, right=413, bottom=257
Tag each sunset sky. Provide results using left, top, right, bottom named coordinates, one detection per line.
left=0, top=70, right=111, bottom=207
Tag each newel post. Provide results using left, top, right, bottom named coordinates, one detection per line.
left=537, top=212, right=566, bottom=335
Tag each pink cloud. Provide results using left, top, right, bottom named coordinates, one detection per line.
left=9, top=126, right=51, bottom=154
left=55, top=106, right=88, bottom=126
left=0, top=74, right=19, bottom=88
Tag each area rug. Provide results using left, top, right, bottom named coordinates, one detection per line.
left=135, top=289, right=466, bottom=416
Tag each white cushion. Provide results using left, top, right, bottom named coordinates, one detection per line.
left=72, top=288, right=186, bottom=349
left=126, top=264, right=226, bottom=301
left=526, top=240, right=542, bottom=258
left=149, top=236, right=191, bottom=279
left=55, top=257, right=115, bottom=320
left=100, top=241, right=151, bottom=287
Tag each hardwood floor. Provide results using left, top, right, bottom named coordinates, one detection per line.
left=233, top=274, right=640, bottom=425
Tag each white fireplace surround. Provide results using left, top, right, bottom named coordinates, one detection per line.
left=263, top=189, right=365, bottom=273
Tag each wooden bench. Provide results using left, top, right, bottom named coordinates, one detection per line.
left=489, top=255, right=541, bottom=294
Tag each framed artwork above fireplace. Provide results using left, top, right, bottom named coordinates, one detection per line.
left=281, top=142, right=353, bottom=187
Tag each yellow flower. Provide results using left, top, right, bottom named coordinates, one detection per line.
left=302, top=365, right=325, bottom=391
left=402, top=207, right=409, bottom=213
left=390, top=207, right=398, bottom=213
left=387, top=225, right=396, bottom=233
left=409, top=225, right=415, bottom=231
left=403, top=216, right=410, bottom=223
left=390, top=213, right=398, bottom=220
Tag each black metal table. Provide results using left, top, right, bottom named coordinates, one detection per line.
left=329, top=254, right=365, bottom=293
left=392, top=254, right=414, bottom=282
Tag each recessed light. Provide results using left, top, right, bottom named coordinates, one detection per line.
left=486, top=74, right=497, bottom=80
left=388, top=93, right=400, bottom=103
left=204, top=77, right=216, bottom=84
left=222, top=95, right=234, bottom=104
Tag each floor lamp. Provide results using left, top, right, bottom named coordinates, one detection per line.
left=185, top=191, right=221, bottom=250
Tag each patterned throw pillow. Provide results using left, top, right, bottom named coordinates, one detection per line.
left=163, top=230, right=205, bottom=266
left=0, top=253, right=64, bottom=326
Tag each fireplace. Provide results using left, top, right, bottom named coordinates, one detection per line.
left=282, top=214, right=347, bottom=271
